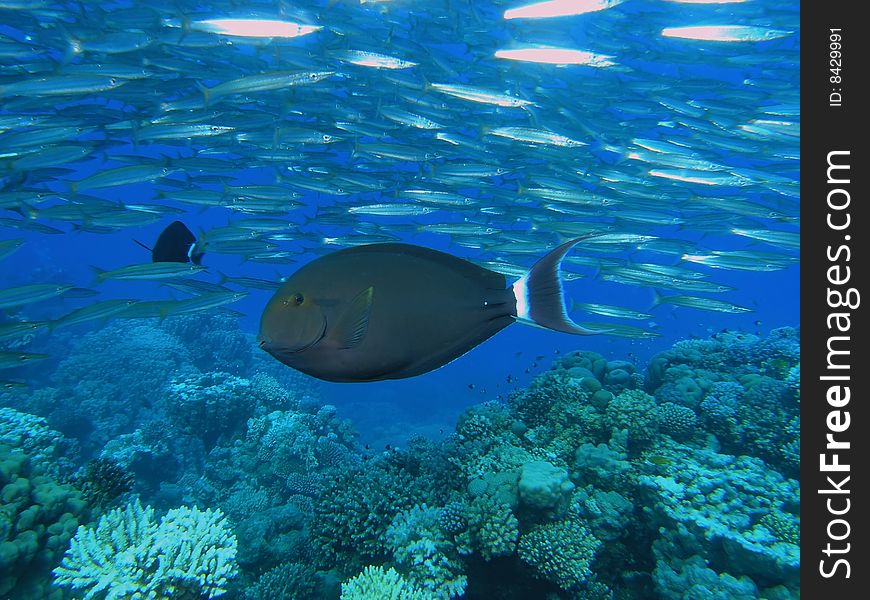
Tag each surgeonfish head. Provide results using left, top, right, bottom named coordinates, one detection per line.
left=258, top=236, right=602, bottom=383
left=148, top=221, right=204, bottom=264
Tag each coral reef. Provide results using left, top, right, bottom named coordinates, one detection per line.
left=49, top=321, right=191, bottom=453
left=0, top=407, right=76, bottom=478
left=656, top=402, right=697, bottom=442
left=386, top=504, right=467, bottom=599
left=6, top=309, right=799, bottom=600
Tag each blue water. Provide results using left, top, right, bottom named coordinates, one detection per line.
left=1, top=0, right=798, bottom=598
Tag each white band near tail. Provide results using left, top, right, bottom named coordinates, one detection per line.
left=511, top=235, right=606, bottom=335
left=512, top=275, right=531, bottom=322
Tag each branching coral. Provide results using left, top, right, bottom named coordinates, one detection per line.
left=245, top=562, right=318, bottom=600
left=385, top=504, right=467, bottom=599
left=311, top=460, right=426, bottom=572
left=508, top=370, right=578, bottom=429
left=518, top=520, right=601, bottom=591
left=759, top=510, right=799, bottom=547
left=461, top=495, right=519, bottom=561
left=341, top=565, right=428, bottom=600
left=53, top=498, right=238, bottom=599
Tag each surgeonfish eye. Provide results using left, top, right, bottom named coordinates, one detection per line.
left=293, top=293, right=304, bottom=305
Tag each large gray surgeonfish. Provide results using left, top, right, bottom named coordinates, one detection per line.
left=258, top=236, right=603, bottom=382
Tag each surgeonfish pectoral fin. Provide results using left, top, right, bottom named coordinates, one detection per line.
left=333, top=286, right=374, bottom=349
left=513, top=234, right=608, bottom=336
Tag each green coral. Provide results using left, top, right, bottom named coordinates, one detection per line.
left=0, top=444, right=88, bottom=598
left=341, top=565, right=428, bottom=600
left=518, top=520, right=601, bottom=590
left=53, top=498, right=238, bottom=599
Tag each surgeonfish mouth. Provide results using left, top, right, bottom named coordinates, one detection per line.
left=261, top=315, right=328, bottom=356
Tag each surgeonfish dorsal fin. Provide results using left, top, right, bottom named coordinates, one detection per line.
left=152, top=221, right=198, bottom=263
left=513, top=234, right=606, bottom=335
left=333, top=286, right=374, bottom=349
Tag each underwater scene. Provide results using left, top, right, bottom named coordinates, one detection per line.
left=0, top=0, right=799, bottom=598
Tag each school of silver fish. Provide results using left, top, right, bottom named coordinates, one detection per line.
left=0, top=0, right=799, bottom=369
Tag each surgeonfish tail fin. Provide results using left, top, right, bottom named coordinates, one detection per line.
left=512, top=235, right=604, bottom=335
